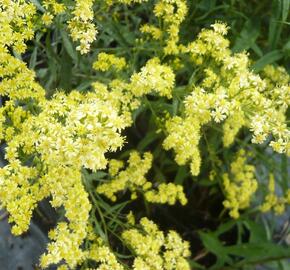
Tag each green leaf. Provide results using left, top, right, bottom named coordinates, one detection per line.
left=60, top=29, right=78, bottom=62
left=243, top=220, right=268, bottom=243
left=59, top=48, right=73, bottom=90
left=92, top=219, right=106, bottom=240
left=232, top=19, right=260, bottom=53
left=91, top=172, right=108, bottom=181
left=76, top=80, right=94, bottom=91
left=30, top=0, right=45, bottom=12
left=199, top=231, right=232, bottom=268
left=172, top=98, right=179, bottom=116
left=283, top=39, right=290, bottom=53
left=226, top=242, right=290, bottom=266
left=214, top=219, right=237, bottom=236
left=174, top=166, right=188, bottom=185
left=45, top=31, right=59, bottom=91
left=252, top=50, right=283, bottom=72
left=29, top=32, right=42, bottom=70
left=137, top=131, right=161, bottom=151
left=29, top=47, right=38, bottom=69
left=282, top=0, right=290, bottom=24
left=268, top=0, right=289, bottom=49
left=188, top=260, right=205, bottom=269
left=200, top=232, right=224, bottom=252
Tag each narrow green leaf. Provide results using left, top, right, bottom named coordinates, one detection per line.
left=268, top=0, right=282, bottom=49
left=59, top=49, right=72, bottom=90
left=233, top=19, right=260, bottom=53
left=252, top=50, right=283, bottom=72
left=268, top=0, right=289, bottom=49
left=60, top=29, right=78, bottom=62
left=76, top=80, right=94, bottom=91
left=282, top=0, right=290, bottom=22
left=188, top=260, right=205, bottom=269
left=214, top=219, right=237, bottom=236
left=243, top=220, right=268, bottom=243
left=226, top=242, right=290, bottom=265
left=29, top=47, right=38, bottom=69
left=199, top=231, right=232, bottom=269
left=137, top=131, right=160, bottom=151
left=30, top=0, right=45, bottom=12
left=174, top=166, right=188, bottom=185
left=200, top=232, right=224, bottom=253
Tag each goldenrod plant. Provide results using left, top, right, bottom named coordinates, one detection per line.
left=0, top=0, right=289, bottom=269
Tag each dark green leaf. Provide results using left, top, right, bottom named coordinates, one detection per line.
left=252, top=50, right=283, bottom=72
left=60, top=29, right=78, bottom=62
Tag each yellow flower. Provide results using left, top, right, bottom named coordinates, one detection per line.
left=145, top=183, right=187, bottom=205
left=93, top=52, right=126, bottom=71
left=97, top=151, right=153, bottom=200
left=122, top=218, right=191, bottom=270
left=260, top=174, right=289, bottom=215
left=222, top=150, right=258, bottom=218
left=42, top=13, right=53, bottom=25
left=129, top=57, right=175, bottom=98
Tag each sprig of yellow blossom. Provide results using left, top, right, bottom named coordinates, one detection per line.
left=153, top=0, right=188, bottom=54
left=0, top=0, right=36, bottom=53
left=260, top=174, right=290, bottom=215
left=97, top=151, right=153, bottom=201
left=67, top=0, right=97, bottom=54
left=97, top=152, right=188, bottom=205
left=122, top=217, right=191, bottom=270
left=129, top=57, right=175, bottom=98
left=163, top=22, right=290, bottom=178
left=222, top=150, right=258, bottom=219
left=145, top=183, right=187, bottom=205
left=93, top=52, right=127, bottom=72
left=0, top=88, right=131, bottom=268
left=42, top=0, right=66, bottom=25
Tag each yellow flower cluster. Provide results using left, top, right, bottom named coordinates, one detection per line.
left=163, top=22, right=290, bottom=177
left=43, top=0, right=65, bottom=14
left=0, top=0, right=36, bottom=53
left=51, top=230, right=125, bottom=270
left=153, top=0, right=188, bottom=54
left=222, top=150, right=258, bottom=219
left=42, top=0, right=97, bottom=53
left=42, top=0, right=66, bottom=25
left=222, top=111, right=245, bottom=147
left=88, top=241, right=124, bottom=270
left=0, top=50, right=45, bottom=101
left=92, top=57, right=175, bottom=109
left=0, top=164, right=39, bottom=235
left=163, top=115, right=202, bottom=176
left=68, top=0, right=97, bottom=54
left=40, top=0, right=152, bottom=53
left=261, top=64, right=290, bottom=90
left=108, top=159, right=125, bottom=176
left=97, top=151, right=153, bottom=201
left=98, top=152, right=187, bottom=205
left=92, top=79, right=140, bottom=118
left=140, top=24, right=163, bottom=40
left=122, top=217, right=191, bottom=270
left=93, top=52, right=126, bottom=72
left=145, top=183, right=187, bottom=205
left=0, top=48, right=130, bottom=268
left=129, top=57, right=175, bottom=98
left=260, top=174, right=290, bottom=215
